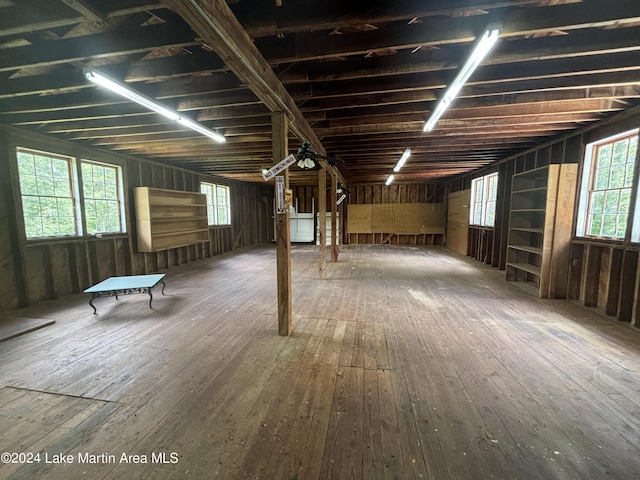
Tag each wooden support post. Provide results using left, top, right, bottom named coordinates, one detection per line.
left=583, top=245, right=601, bottom=307
left=1, top=130, right=30, bottom=307
left=318, top=166, right=327, bottom=278
left=272, top=112, right=291, bottom=336
left=331, top=174, right=338, bottom=262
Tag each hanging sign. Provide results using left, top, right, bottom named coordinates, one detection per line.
left=262, top=154, right=296, bottom=181
left=336, top=193, right=347, bottom=205
left=275, top=176, right=286, bottom=214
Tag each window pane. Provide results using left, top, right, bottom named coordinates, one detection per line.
left=604, top=190, right=620, bottom=214
left=612, top=139, right=629, bottom=165
left=19, top=174, right=38, bottom=196
left=582, top=131, right=638, bottom=239
left=602, top=215, right=617, bottom=236
left=17, top=148, right=77, bottom=238
left=81, top=160, right=123, bottom=234
left=594, top=168, right=609, bottom=190
left=589, top=214, right=602, bottom=236
left=597, top=144, right=612, bottom=168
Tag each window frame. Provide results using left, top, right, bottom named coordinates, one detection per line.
left=469, top=172, right=499, bottom=227
left=201, top=181, right=231, bottom=226
left=16, top=146, right=128, bottom=241
left=16, top=147, right=82, bottom=239
left=576, top=129, right=639, bottom=241
left=80, top=159, right=126, bottom=235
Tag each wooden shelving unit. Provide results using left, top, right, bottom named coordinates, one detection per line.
left=134, top=187, right=209, bottom=252
left=506, top=164, right=578, bottom=298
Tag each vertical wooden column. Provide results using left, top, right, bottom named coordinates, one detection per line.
left=331, top=174, right=338, bottom=262
left=272, top=112, right=291, bottom=336
left=318, top=166, right=327, bottom=278
left=0, top=129, right=30, bottom=307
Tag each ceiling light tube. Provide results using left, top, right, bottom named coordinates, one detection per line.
left=423, top=27, right=500, bottom=133
left=85, top=69, right=225, bottom=143
left=385, top=174, right=395, bottom=186
left=393, top=148, right=412, bottom=172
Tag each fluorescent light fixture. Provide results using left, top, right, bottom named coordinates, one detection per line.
left=423, top=27, right=500, bottom=133
left=385, top=174, right=395, bottom=186
left=393, top=148, right=412, bottom=172
left=85, top=69, right=225, bottom=143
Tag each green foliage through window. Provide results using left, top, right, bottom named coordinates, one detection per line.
left=17, top=149, right=77, bottom=238
left=201, top=182, right=231, bottom=225
left=586, top=134, right=638, bottom=238
left=469, top=172, right=498, bottom=227
left=81, top=161, right=123, bottom=234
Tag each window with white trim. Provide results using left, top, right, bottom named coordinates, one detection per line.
left=17, top=148, right=79, bottom=238
left=16, top=147, right=126, bottom=239
left=81, top=160, right=125, bottom=234
left=469, top=172, right=498, bottom=227
left=201, top=182, right=231, bottom=225
left=576, top=129, right=638, bottom=239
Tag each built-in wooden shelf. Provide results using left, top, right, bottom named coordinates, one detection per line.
left=506, top=164, right=578, bottom=298
left=134, top=187, right=209, bottom=252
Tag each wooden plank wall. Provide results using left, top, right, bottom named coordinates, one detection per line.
left=447, top=108, right=640, bottom=326
left=446, top=189, right=470, bottom=256
left=347, top=183, right=444, bottom=245
left=0, top=126, right=271, bottom=309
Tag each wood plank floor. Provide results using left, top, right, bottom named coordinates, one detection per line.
left=1, top=244, right=640, bottom=479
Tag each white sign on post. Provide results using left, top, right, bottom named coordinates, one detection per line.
left=337, top=193, right=347, bottom=205
left=275, top=176, right=286, bottom=214
left=262, top=154, right=297, bottom=181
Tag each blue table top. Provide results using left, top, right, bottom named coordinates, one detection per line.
left=84, top=274, right=165, bottom=293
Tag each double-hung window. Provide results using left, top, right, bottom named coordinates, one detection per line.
left=17, top=148, right=79, bottom=238
left=201, top=182, right=231, bottom=225
left=81, top=160, right=125, bottom=234
left=469, top=172, right=498, bottom=227
left=577, top=130, right=638, bottom=239
left=16, top=147, right=125, bottom=239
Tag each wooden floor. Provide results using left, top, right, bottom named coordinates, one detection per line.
left=1, top=245, right=640, bottom=479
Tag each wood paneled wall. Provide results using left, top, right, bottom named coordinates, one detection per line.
left=0, top=126, right=271, bottom=310
left=447, top=107, right=640, bottom=326
left=347, top=183, right=444, bottom=245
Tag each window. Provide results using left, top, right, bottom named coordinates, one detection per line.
left=17, top=147, right=125, bottom=239
left=17, top=148, right=78, bottom=238
left=81, top=160, right=125, bottom=234
left=469, top=172, right=498, bottom=227
left=201, top=182, right=231, bottom=225
left=577, top=130, right=638, bottom=239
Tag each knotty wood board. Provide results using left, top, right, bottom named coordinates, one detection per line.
left=0, top=316, right=54, bottom=342
left=348, top=203, right=445, bottom=234
left=446, top=189, right=470, bottom=256
left=2, top=245, right=640, bottom=479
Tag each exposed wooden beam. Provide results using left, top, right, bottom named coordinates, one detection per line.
left=60, top=0, right=108, bottom=26
left=0, top=21, right=198, bottom=73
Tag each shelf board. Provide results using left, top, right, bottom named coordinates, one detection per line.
left=509, top=227, right=544, bottom=233
left=152, top=228, right=210, bottom=238
left=511, top=208, right=545, bottom=213
left=512, top=187, right=547, bottom=194
left=506, top=262, right=541, bottom=276
left=508, top=245, right=542, bottom=255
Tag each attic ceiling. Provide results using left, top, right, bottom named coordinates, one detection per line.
left=1, top=0, right=640, bottom=186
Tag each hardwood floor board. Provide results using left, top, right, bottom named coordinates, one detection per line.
left=362, top=368, right=385, bottom=480
left=320, top=365, right=365, bottom=479
left=385, top=310, right=477, bottom=480
left=477, top=313, right=640, bottom=477
left=264, top=363, right=335, bottom=479
left=448, top=275, right=640, bottom=478
left=3, top=245, right=640, bottom=478
left=3, top=397, right=121, bottom=480
left=0, top=388, right=92, bottom=454
left=294, top=363, right=338, bottom=480
left=338, top=319, right=357, bottom=368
